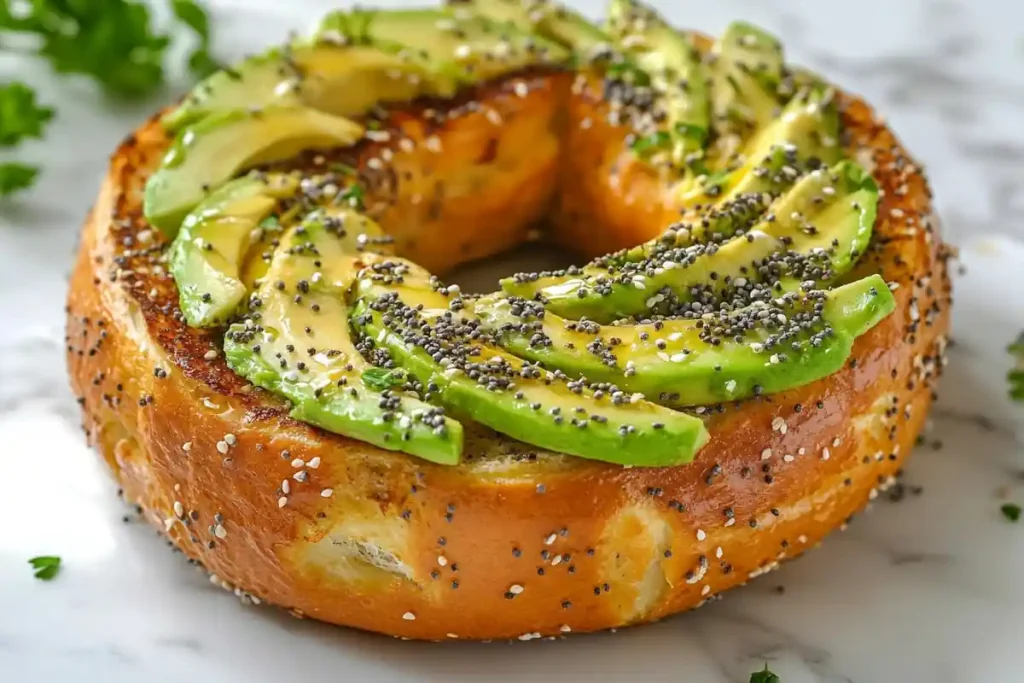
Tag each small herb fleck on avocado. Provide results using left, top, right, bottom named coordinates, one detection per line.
left=362, top=367, right=409, bottom=390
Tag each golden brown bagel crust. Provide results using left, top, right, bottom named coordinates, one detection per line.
left=66, top=59, right=951, bottom=640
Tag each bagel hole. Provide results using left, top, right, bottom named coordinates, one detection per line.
left=443, top=237, right=583, bottom=295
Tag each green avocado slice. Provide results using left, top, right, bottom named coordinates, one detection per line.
left=605, top=0, right=709, bottom=161
left=224, top=215, right=463, bottom=465
left=477, top=274, right=895, bottom=405
left=317, top=8, right=572, bottom=83
left=504, top=84, right=843, bottom=312
left=162, top=42, right=452, bottom=133
left=351, top=257, right=709, bottom=467
left=445, top=0, right=611, bottom=56
left=710, top=21, right=785, bottom=143
left=505, top=160, right=877, bottom=323
left=144, top=107, right=364, bottom=237
left=677, top=82, right=842, bottom=207
left=168, top=173, right=300, bottom=327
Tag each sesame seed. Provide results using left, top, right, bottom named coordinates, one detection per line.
left=545, top=533, right=557, bottom=545
left=320, top=488, right=333, bottom=498
left=278, top=496, right=288, bottom=508
left=214, top=524, right=227, bottom=539
left=182, top=442, right=192, bottom=452
left=438, top=556, right=448, bottom=567
left=216, top=440, right=229, bottom=454
left=224, top=433, right=237, bottom=446
left=402, top=612, right=416, bottom=621
left=204, top=349, right=218, bottom=360
left=282, top=479, right=290, bottom=494
left=761, top=448, right=773, bottom=460
left=508, top=584, right=524, bottom=595
left=696, top=529, right=706, bottom=541
left=173, top=501, right=184, bottom=517
left=307, top=457, right=321, bottom=469
left=291, top=458, right=305, bottom=468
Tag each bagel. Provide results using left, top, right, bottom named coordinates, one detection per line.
left=66, top=0, right=952, bottom=641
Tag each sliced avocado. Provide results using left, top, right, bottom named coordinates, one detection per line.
left=169, top=173, right=299, bottom=327
left=144, top=107, right=364, bottom=237
left=710, top=21, right=785, bottom=143
left=678, top=83, right=842, bottom=207
left=605, top=0, right=709, bottom=161
left=506, top=82, right=844, bottom=313
left=223, top=216, right=463, bottom=465
left=478, top=274, right=895, bottom=405
left=503, top=161, right=877, bottom=323
left=318, top=8, right=572, bottom=83
left=446, top=0, right=610, bottom=55
left=162, top=42, right=452, bottom=133
left=351, top=257, right=709, bottom=467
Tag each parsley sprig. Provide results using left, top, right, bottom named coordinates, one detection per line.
left=362, top=367, right=409, bottom=391
left=1010, top=332, right=1023, bottom=402
left=750, top=664, right=780, bottom=683
left=0, top=0, right=219, bottom=197
left=28, top=555, right=61, bottom=581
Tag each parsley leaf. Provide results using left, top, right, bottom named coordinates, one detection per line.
left=1010, top=332, right=1024, bottom=402
left=1001, top=503, right=1021, bottom=522
left=28, top=555, right=62, bottom=581
left=631, top=130, right=672, bottom=156
left=362, top=367, right=408, bottom=391
left=171, top=0, right=221, bottom=79
left=339, top=184, right=366, bottom=211
left=750, top=664, right=780, bottom=683
left=258, top=215, right=281, bottom=230
left=0, top=162, right=40, bottom=196
left=0, top=0, right=217, bottom=197
left=0, top=82, right=54, bottom=146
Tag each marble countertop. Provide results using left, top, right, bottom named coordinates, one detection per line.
left=2, top=1, right=1023, bottom=681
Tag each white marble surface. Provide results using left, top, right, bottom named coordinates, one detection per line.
left=2, top=1, right=1024, bottom=681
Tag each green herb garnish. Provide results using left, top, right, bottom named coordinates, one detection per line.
left=339, top=184, right=366, bottom=211
left=0, top=162, right=41, bottom=196
left=258, top=215, right=281, bottom=230
left=750, top=664, right=780, bottom=683
left=362, top=367, right=408, bottom=391
left=631, top=130, right=672, bottom=156
left=1001, top=503, right=1021, bottom=522
left=170, top=0, right=220, bottom=80
left=330, top=162, right=358, bottom=176
left=0, top=82, right=54, bottom=146
left=1010, top=332, right=1024, bottom=402
left=0, top=0, right=218, bottom=197
left=0, top=82, right=55, bottom=195
left=28, top=555, right=61, bottom=581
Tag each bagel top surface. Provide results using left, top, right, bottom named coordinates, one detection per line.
left=126, top=0, right=910, bottom=468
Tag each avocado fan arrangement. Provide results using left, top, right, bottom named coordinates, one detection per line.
left=147, top=0, right=896, bottom=468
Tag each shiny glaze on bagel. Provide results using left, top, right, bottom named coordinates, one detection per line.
left=66, top=50, right=951, bottom=640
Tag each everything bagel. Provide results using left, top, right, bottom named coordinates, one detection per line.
left=66, top=0, right=952, bottom=641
